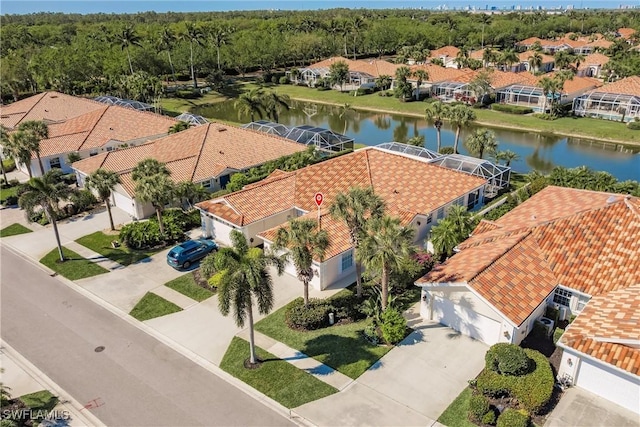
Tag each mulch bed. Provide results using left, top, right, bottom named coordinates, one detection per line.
left=192, top=269, right=214, bottom=292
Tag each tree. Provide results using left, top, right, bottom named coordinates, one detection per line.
left=85, top=169, right=121, bottom=231
left=394, top=66, right=413, bottom=100
left=412, top=69, right=429, bottom=101
left=554, top=49, right=575, bottom=70
left=209, top=25, right=232, bottom=70
left=175, top=181, right=209, bottom=209
left=375, top=74, right=392, bottom=91
left=430, top=205, right=474, bottom=261
left=328, top=60, right=350, bottom=91
left=262, top=91, right=291, bottom=123
left=0, top=125, right=9, bottom=183
left=214, top=230, right=284, bottom=365
left=465, top=129, right=498, bottom=159
left=358, top=215, right=414, bottom=310
left=350, top=16, right=366, bottom=60
left=7, top=131, right=35, bottom=178
left=132, top=159, right=172, bottom=235
left=19, top=170, right=75, bottom=262
left=234, top=88, right=265, bottom=122
left=18, top=120, right=48, bottom=175
left=158, top=28, right=177, bottom=83
left=467, top=69, right=493, bottom=103
left=119, top=25, right=143, bottom=75
left=482, top=47, right=498, bottom=68
left=168, top=121, right=191, bottom=134
left=499, top=49, right=519, bottom=71
left=406, top=135, right=425, bottom=147
left=273, top=218, right=329, bottom=306
left=448, top=104, right=476, bottom=154
left=329, top=186, right=385, bottom=297
left=528, top=52, right=543, bottom=73
left=538, top=76, right=563, bottom=114
left=495, top=150, right=520, bottom=167
left=425, top=101, right=448, bottom=153
left=182, top=23, right=205, bottom=88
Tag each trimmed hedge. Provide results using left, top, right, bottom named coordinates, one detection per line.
left=468, top=393, right=490, bottom=423
left=2, top=158, right=16, bottom=172
left=496, top=408, right=530, bottom=427
left=627, top=121, right=640, bottom=130
left=491, top=104, right=534, bottom=115
left=477, top=348, right=554, bottom=413
left=485, top=343, right=530, bottom=376
left=380, top=307, right=407, bottom=344
left=285, top=298, right=331, bottom=330
left=120, top=208, right=200, bottom=249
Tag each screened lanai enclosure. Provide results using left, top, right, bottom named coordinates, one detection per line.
left=573, top=91, right=640, bottom=122
left=429, top=154, right=511, bottom=198
left=241, top=120, right=288, bottom=137
left=94, top=95, right=154, bottom=111
left=175, top=113, right=209, bottom=126
left=242, top=121, right=353, bottom=151
left=431, top=81, right=475, bottom=103
left=495, top=85, right=550, bottom=112
left=377, top=142, right=441, bottom=160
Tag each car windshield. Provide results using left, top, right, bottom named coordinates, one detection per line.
left=168, top=250, right=179, bottom=259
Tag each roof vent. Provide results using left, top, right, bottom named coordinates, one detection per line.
left=531, top=215, right=537, bottom=220
left=50, top=95, right=58, bottom=98
left=0, top=115, right=9, bottom=119
left=217, top=127, right=227, bottom=132
left=219, top=150, right=224, bottom=154
left=606, top=195, right=617, bottom=204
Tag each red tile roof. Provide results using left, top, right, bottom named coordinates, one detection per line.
left=576, top=53, right=610, bottom=69
left=560, top=285, right=640, bottom=376
left=409, top=64, right=473, bottom=83
left=306, top=57, right=399, bottom=78
left=591, top=76, right=640, bottom=97
left=430, top=46, right=461, bottom=58
left=452, top=69, right=539, bottom=88
left=617, top=27, right=637, bottom=40
left=518, top=50, right=555, bottom=64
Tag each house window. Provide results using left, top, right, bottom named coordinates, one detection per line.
left=436, top=206, right=445, bottom=220
left=201, top=180, right=211, bottom=189
left=49, top=157, right=61, bottom=169
left=341, top=251, right=354, bottom=272
left=425, top=213, right=432, bottom=224
left=553, top=288, right=572, bottom=307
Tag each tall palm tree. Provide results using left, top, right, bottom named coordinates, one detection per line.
left=262, top=92, right=290, bottom=123
left=18, top=120, right=48, bottom=175
left=214, top=230, right=284, bottom=365
left=448, top=104, right=476, bottom=154
left=496, top=150, right=520, bottom=167
left=119, top=25, right=143, bottom=75
left=554, top=49, right=575, bottom=70
left=158, top=28, right=177, bottom=83
left=358, top=215, right=414, bottom=310
left=425, top=101, right=448, bottom=153
left=273, top=218, right=329, bottom=306
left=0, top=125, right=10, bottom=183
left=183, top=23, right=205, bottom=88
left=482, top=47, right=498, bottom=68
left=528, top=52, right=543, bottom=73
left=329, top=187, right=385, bottom=298
left=209, top=25, right=232, bottom=70
left=132, top=159, right=172, bottom=235
left=234, top=89, right=265, bottom=122
left=499, top=49, right=519, bottom=71
left=168, top=121, right=191, bottom=134
left=8, top=131, right=36, bottom=178
left=85, top=169, right=121, bottom=231
left=538, top=76, right=561, bottom=113
left=19, top=170, right=75, bottom=262
left=412, top=69, right=429, bottom=101
left=350, top=16, right=366, bottom=60
left=465, top=128, right=498, bottom=159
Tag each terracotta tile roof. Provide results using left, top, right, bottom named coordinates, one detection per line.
left=306, top=57, right=399, bottom=78
left=452, top=69, right=539, bottom=89
left=557, top=75, right=602, bottom=95
left=0, top=92, right=104, bottom=129
left=307, top=56, right=355, bottom=69
left=591, top=76, right=640, bottom=97
left=38, top=105, right=177, bottom=158
left=409, top=64, right=473, bottom=83
left=430, top=46, right=460, bottom=58
left=617, top=27, right=637, bottom=40
left=518, top=50, right=555, bottom=63
left=419, top=186, right=640, bottom=325
left=560, top=285, right=640, bottom=376
left=577, top=53, right=610, bottom=69
left=517, top=37, right=543, bottom=46
left=584, top=39, right=613, bottom=49
left=468, top=49, right=486, bottom=60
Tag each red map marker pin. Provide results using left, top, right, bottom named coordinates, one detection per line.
left=314, top=192, right=324, bottom=207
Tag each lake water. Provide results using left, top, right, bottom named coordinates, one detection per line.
left=194, top=100, right=640, bottom=181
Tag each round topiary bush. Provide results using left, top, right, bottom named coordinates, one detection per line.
left=468, top=393, right=490, bottom=423
left=380, top=307, right=407, bottom=344
left=496, top=408, right=530, bottom=427
left=485, top=343, right=530, bottom=376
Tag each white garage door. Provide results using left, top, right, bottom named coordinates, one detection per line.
left=432, top=296, right=502, bottom=345
left=112, top=191, right=136, bottom=217
left=577, top=358, right=640, bottom=414
left=210, top=218, right=235, bottom=247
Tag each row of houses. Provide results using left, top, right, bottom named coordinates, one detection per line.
left=515, top=27, right=638, bottom=54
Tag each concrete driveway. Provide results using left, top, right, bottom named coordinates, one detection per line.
left=545, top=387, right=640, bottom=427
left=294, top=310, right=488, bottom=426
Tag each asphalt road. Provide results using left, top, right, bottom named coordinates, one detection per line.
left=0, top=246, right=293, bottom=427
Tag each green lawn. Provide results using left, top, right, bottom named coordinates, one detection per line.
left=40, top=247, right=109, bottom=280
left=0, top=223, right=32, bottom=237
left=0, top=185, right=18, bottom=203
left=164, top=273, right=214, bottom=302
left=76, top=231, right=160, bottom=266
left=159, top=92, right=229, bottom=116
left=255, top=295, right=392, bottom=379
left=220, top=337, right=337, bottom=408
left=19, top=390, right=58, bottom=412
left=437, top=387, right=476, bottom=427
left=129, top=292, right=183, bottom=321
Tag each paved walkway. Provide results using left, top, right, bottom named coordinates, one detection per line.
left=150, top=285, right=198, bottom=310
left=65, top=241, right=124, bottom=271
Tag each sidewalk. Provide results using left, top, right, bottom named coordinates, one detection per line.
left=1, top=342, right=103, bottom=427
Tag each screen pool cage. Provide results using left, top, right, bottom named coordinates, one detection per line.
left=428, top=154, right=511, bottom=197
left=376, top=142, right=442, bottom=160
left=495, top=85, right=547, bottom=111
left=283, top=125, right=354, bottom=151
left=573, top=91, right=640, bottom=122
left=94, top=95, right=120, bottom=105
left=94, top=95, right=154, bottom=111
left=241, top=120, right=289, bottom=137
left=175, top=113, right=209, bottom=126
left=431, top=82, right=470, bottom=102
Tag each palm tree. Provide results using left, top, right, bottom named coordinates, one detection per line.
left=574, top=53, right=586, bottom=70
left=132, top=159, right=172, bottom=235
left=262, top=92, right=291, bottom=123
left=375, top=75, right=392, bottom=91
left=350, top=16, right=366, bottom=60
left=329, top=187, right=385, bottom=298
left=465, top=129, right=498, bottom=159
left=337, top=103, right=355, bottom=134
left=482, top=47, right=498, bottom=68
left=209, top=25, right=232, bottom=70
left=412, top=69, right=429, bottom=101
left=496, top=150, right=520, bottom=167
left=406, top=135, right=425, bottom=147
left=18, top=120, right=48, bottom=175
left=425, top=101, right=448, bottom=153
left=175, top=181, right=209, bottom=209
left=19, top=170, right=75, bottom=262
left=554, top=50, right=575, bottom=70
left=119, top=25, right=143, bottom=75
left=499, top=49, right=519, bottom=71
left=539, top=76, right=561, bottom=113
left=168, top=121, right=191, bottom=134
left=183, top=23, right=205, bottom=88
left=214, top=230, right=284, bottom=365
left=85, top=169, right=121, bottom=231
left=0, top=125, right=10, bottom=183
left=158, top=28, right=177, bottom=83
left=273, top=218, right=329, bottom=306
left=234, top=89, right=265, bottom=122
left=448, top=104, right=476, bottom=154
left=358, top=215, right=414, bottom=310
left=454, top=48, right=469, bottom=69
left=8, top=131, right=36, bottom=178
left=528, top=52, right=543, bottom=73
left=430, top=205, right=474, bottom=261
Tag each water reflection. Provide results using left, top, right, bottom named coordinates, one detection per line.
left=193, top=100, right=640, bottom=181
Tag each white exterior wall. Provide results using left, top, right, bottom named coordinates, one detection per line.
left=201, top=214, right=238, bottom=247
left=244, top=209, right=296, bottom=246
left=513, top=298, right=549, bottom=345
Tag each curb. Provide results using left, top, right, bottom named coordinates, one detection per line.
left=0, top=243, right=314, bottom=427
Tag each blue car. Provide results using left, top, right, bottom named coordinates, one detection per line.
left=167, top=239, right=218, bottom=269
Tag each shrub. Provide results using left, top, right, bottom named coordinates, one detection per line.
left=120, top=220, right=163, bottom=249
left=285, top=298, right=331, bottom=330
left=627, top=121, right=640, bottom=130
left=491, top=104, right=534, bottom=114
left=70, top=189, right=97, bottom=212
left=2, top=158, right=16, bottom=172
left=363, top=323, right=380, bottom=344
left=485, top=343, right=530, bottom=376
left=4, top=195, right=18, bottom=206
left=545, top=306, right=559, bottom=323
left=380, top=307, right=407, bottom=344
left=67, top=152, right=81, bottom=164
left=279, top=76, right=290, bottom=85
left=120, top=209, right=196, bottom=249
left=61, top=173, right=78, bottom=185
left=553, top=328, right=565, bottom=344
left=482, top=409, right=497, bottom=425
left=535, top=113, right=556, bottom=120
left=496, top=409, right=530, bottom=427
left=175, top=89, right=202, bottom=99
left=329, top=292, right=364, bottom=322
left=439, top=146, right=455, bottom=154
left=468, top=393, right=490, bottom=423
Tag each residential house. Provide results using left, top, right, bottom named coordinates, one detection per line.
left=573, top=76, right=640, bottom=122
left=516, top=36, right=611, bottom=55
left=196, top=146, right=488, bottom=290
left=290, top=56, right=399, bottom=90
left=431, top=69, right=538, bottom=104
left=575, top=52, right=610, bottom=78
left=616, top=27, right=637, bottom=42
left=416, top=186, right=639, bottom=414
left=515, top=50, right=555, bottom=73
left=72, top=123, right=306, bottom=219
left=428, top=46, right=461, bottom=68
left=408, top=64, right=473, bottom=99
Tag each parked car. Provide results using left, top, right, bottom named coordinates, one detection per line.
left=167, top=239, right=218, bottom=269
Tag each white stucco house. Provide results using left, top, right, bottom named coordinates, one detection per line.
left=416, top=186, right=640, bottom=414
left=197, top=145, right=493, bottom=290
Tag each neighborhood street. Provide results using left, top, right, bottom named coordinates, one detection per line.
left=0, top=245, right=293, bottom=427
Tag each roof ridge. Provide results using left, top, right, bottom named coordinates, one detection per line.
left=75, top=106, right=109, bottom=151
left=623, top=196, right=640, bottom=219
left=14, top=92, right=47, bottom=127
left=466, top=230, right=533, bottom=284
left=190, top=124, right=210, bottom=182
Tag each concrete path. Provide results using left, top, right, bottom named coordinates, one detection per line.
left=151, top=285, right=198, bottom=310
left=65, top=241, right=124, bottom=271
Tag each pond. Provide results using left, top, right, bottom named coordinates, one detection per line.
left=193, top=100, right=640, bottom=181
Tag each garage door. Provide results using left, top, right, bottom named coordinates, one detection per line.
left=112, top=191, right=136, bottom=217
left=576, top=358, right=640, bottom=414
left=210, top=218, right=235, bottom=247
left=432, top=296, right=502, bottom=345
